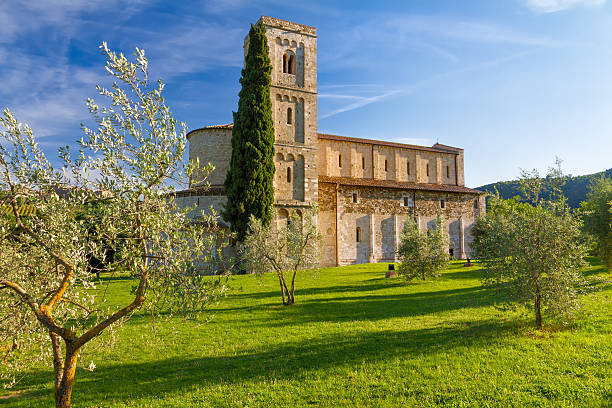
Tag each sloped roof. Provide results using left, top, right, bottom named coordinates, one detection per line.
left=318, top=133, right=462, bottom=155
left=187, top=124, right=463, bottom=155
left=318, top=176, right=483, bottom=194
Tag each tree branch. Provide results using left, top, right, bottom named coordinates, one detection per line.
left=0, top=279, right=75, bottom=340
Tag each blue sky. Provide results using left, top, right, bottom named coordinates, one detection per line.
left=1, top=0, right=611, bottom=187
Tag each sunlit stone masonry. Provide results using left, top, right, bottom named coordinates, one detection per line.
left=176, top=16, right=485, bottom=267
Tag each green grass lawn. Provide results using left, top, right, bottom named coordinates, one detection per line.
left=2, top=260, right=611, bottom=407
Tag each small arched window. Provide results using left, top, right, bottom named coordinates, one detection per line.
left=287, top=107, right=293, bottom=124
left=283, top=52, right=295, bottom=74
left=288, top=54, right=295, bottom=74
left=356, top=227, right=362, bottom=243
left=287, top=167, right=292, bottom=183
left=384, top=159, right=388, bottom=172
left=426, top=163, right=430, bottom=177
left=440, top=199, right=445, bottom=209
left=339, top=154, right=342, bottom=168
left=362, top=156, right=365, bottom=170
left=352, top=193, right=358, bottom=203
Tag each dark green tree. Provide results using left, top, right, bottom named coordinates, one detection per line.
left=223, top=22, right=275, bottom=241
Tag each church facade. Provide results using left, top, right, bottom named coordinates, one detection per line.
left=178, top=16, right=485, bottom=267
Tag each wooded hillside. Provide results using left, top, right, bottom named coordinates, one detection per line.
left=477, top=168, right=612, bottom=208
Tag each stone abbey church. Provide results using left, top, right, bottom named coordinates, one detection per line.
left=179, top=16, right=485, bottom=267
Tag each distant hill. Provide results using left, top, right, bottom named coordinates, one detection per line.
left=476, top=168, right=612, bottom=208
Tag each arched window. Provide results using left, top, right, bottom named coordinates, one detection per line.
left=287, top=167, right=292, bottom=183
left=352, top=193, right=358, bottom=203
left=384, top=159, right=388, bottom=172
left=288, top=54, right=295, bottom=74
left=356, top=227, right=362, bottom=243
left=287, top=107, right=293, bottom=124
left=440, top=199, right=445, bottom=209
left=362, top=156, right=365, bottom=170
left=426, top=163, right=430, bottom=177
left=339, top=154, right=342, bottom=168
left=283, top=52, right=295, bottom=74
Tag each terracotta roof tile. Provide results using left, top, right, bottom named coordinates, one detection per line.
left=318, top=176, right=483, bottom=195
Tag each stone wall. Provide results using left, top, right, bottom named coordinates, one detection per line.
left=259, top=16, right=318, bottom=208
left=318, top=181, right=484, bottom=266
left=318, top=137, right=462, bottom=187
left=187, top=128, right=232, bottom=187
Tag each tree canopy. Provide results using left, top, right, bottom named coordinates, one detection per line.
left=243, top=206, right=321, bottom=305
left=0, top=43, right=227, bottom=407
left=397, top=217, right=449, bottom=281
left=472, top=167, right=589, bottom=329
left=581, top=176, right=612, bottom=268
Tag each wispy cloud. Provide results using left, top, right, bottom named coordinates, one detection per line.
left=0, top=0, right=245, bottom=143
left=379, top=15, right=563, bottom=47
left=203, top=0, right=253, bottom=14
left=319, top=50, right=534, bottom=120
left=143, top=23, right=245, bottom=79
left=319, top=90, right=403, bottom=119
left=318, top=94, right=367, bottom=100
left=525, top=0, right=606, bottom=13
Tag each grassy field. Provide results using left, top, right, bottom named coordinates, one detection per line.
left=2, top=260, right=611, bottom=407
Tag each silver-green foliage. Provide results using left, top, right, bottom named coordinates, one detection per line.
left=397, top=217, right=450, bottom=281
left=0, top=43, right=227, bottom=406
left=243, top=206, right=321, bottom=305
left=472, top=180, right=589, bottom=329
left=580, top=176, right=612, bottom=268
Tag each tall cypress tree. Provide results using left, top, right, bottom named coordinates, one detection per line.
left=223, top=22, right=275, bottom=241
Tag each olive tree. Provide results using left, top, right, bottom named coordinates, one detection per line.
left=0, top=43, right=227, bottom=407
left=472, top=168, right=588, bottom=329
left=242, top=206, right=321, bottom=305
left=397, top=216, right=449, bottom=280
left=580, top=176, right=612, bottom=268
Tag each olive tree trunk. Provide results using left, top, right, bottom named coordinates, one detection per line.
left=51, top=332, right=80, bottom=408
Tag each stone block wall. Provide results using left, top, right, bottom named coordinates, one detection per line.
left=260, top=16, right=318, bottom=208
left=318, top=181, right=482, bottom=267
left=318, top=137, right=463, bottom=187
left=188, top=128, right=232, bottom=187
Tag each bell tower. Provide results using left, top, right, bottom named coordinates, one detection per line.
left=245, top=16, right=318, bottom=210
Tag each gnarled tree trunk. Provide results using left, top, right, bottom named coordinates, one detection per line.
left=50, top=332, right=80, bottom=408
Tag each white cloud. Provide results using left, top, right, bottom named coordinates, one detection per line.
left=0, top=0, right=243, bottom=144
left=525, top=0, right=606, bottom=13
left=318, top=94, right=367, bottom=100
left=203, top=0, right=252, bottom=14
left=142, top=23, right=244, bottom=80
left=379, top=16, right=562, bottom=47
left=0, top=0, right=149, bottom=41
left=319, top=90, right=402, bottom=119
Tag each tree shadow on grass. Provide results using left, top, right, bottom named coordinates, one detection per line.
left=240, top=284, right=507, bottom=329
left=11, top=319, right=520, bottom=407
left=224, top=280, right=406, bottom=303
